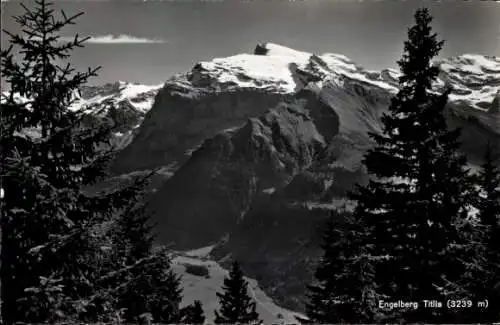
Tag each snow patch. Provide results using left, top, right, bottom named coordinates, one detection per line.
left=319, top=53, right=359, bottom=72
left=184, top=245, right=214, bottom=258
left=117, top=83, right=162, bottom=111
left=442, top=54, right=500, bottom=74
left=262, top=187, right=276, bottom=194
left=264, top=43, right=312, bottom=61
left=4, top=82, right=162, bottom=116
left=340, top=69, right=399, bottom=92
left=68, top=82, right=162, bottom=114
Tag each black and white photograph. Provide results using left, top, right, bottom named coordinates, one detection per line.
left=1, top=0, right=499, bottom=324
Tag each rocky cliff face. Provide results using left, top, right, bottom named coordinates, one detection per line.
left=110, top=43, right=499, bottom=312
left=112, top=85, right=290, bottom=174
left=145, top=87, right=339, bottom=248
left=111, top=45, right=321, bottom=174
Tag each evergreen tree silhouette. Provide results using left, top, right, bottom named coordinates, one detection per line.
left=0, top=0, right=182, bottom=323
left=104, top=181, right=184, bottom=324
left=305, top=212, right=378, bottom=323
left=474, top=142, right=500, bottom=321
left=214, top=261, right=260, bottom=324
left=477, top=142, right=500, bottom=239
left=0, top=0, right=105, bottom=321
left=143, top=248, right=183, bottom=324
left=182, top=300, right=206, bottom=324
left=348, top=8, right=477, bottom=323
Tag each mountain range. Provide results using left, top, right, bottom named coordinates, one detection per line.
left=6, top=42, right=499, bottom=315
left=112, top=43, right=498, bottom=312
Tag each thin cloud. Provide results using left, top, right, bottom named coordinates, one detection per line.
left=61, top=34, right=167, bottom=44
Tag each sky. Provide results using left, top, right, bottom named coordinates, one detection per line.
left=1, top=0, right=500, bottom=86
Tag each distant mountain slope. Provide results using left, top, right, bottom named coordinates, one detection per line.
left=2, top=81, right=163, bottom=152
left=74, top=81, right=163, bottom=150
left=172, top=246, right=304, bottom=324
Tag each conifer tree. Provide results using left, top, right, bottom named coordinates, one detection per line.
left=107, top=179, right=184, bottom=324
left=0, top=0, right=108, bottom=321
left=474, top=142, right=500, bottom=321
left=0, top=1, right=180, bottom=323
left=111, top=246, right=183, bottom=324
left=214, top=261, right=260, bottom=324
left=347, top=8, right=477, bottom=323
left=147, top=248, right=184, bottom=323
left=477, top=142, right=500, bottom=239
left=305, top=212, right=378, bottom=323
left=182, top=300, right=206, bottom=324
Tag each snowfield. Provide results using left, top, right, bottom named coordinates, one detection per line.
left=187, top=42, right=400, bottom=94
left=192, top=50, right=311, bottom=93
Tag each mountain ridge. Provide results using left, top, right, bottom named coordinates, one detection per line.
left=115, top=42, right=499, bottom=312
left=112, top=43, right=499, bottom=177
left=113, top=43, right=500, bottom=250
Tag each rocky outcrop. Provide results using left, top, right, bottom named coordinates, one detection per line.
left=254, top=43, right=269, bottom=55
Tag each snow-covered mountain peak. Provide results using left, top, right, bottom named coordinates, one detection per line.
left=70, top=81, right=163, bottom=149
left=186, top=43, right=314, bottom=93
left=435, top=54, right=500, bottom=110
left=440, top=54, right=500, bottom=74
left=179, top=42, right=399, bottom=94
left=73, top=81, right=163, bottom=114
left=2, top=81, right=162, bottom=115
left=2, top=81, right=163, bottom=150
left=164, top=43, right=500, bottom=117
left=193, top=54, right=303, bottom=93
